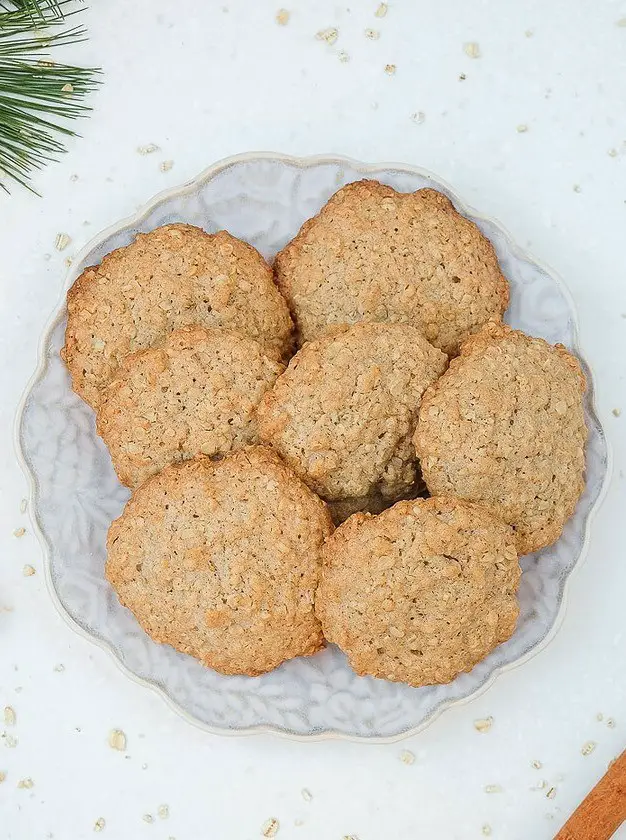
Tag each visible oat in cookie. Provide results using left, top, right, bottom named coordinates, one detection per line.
left=258, top=322, right=447, bottom=504
left=316, top=497, right=520, bottom=686
left=106, top=447, right=332, bottom=676
left=273, top=180, right=508, bottom=355
left=414, top=322, right=587, bottom=554
left=97, top=326, right=283, bottom=488
left=62, top=224, right=293, bottom=409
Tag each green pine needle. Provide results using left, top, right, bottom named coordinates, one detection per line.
left=0, top=0, right=99, bottom=194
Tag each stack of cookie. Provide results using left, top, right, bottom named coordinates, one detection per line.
left=62, top=181, right=587, bottom=688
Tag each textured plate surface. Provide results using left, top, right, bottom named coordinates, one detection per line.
left=17, top=154, right=608, bottom=740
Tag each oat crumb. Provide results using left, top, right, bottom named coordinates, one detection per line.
left=612, top=408, right=621, bottom=417
left=365, top=28, right=379, bottom=39
left=546, top=786, right=557, bottom=799
left=108, top=729, right=127, bottom=751
left=53, top=663, right=65, bottom=673
left=2, top=733, right=18, bottom=748
left=61, top=83, right=74, bottom=93
left=3, top=707, right=16, bottom=726
left=294, top=820, right=304, bottom=827
left=141, top=762, right=148, bottom=770
left=374, top=3, right=387, bottom=17
left=13, top=527, right=25, bottom=538
left=275, top=9, right=290, bottom=25
left=316, top=27, right=338, bottom=45
left=399, top=749, right=415, bottom=765
left=525, top=29, right=534, bottom=37
left=474, top=716, right=493, bottom=733
left=17, top=777, right=34, bottom=789
left=464, top=41, right=481, bottom=59
left=616, top=17, right=626, bottom=27
left=531, top=759, right=543, bottom=769
left=411, top=111, right=425, bottom=124
left=581, top=741, right=596, bottom=756
left=608, top=148, right=618, bottom=157
left=261, top=817, right=280, bottom=837
left=342, top=835, right=360, bottom=840
left=596, top=712, right=604, bottom=721
left=69, top=173, right=79, bottom=182
left=338, top=50, right=350, bottom=62
left=143, top=814, right=154, bottom=823
left=158, top=805, right=169, bottom=819
left=160, top=160, right=174, bottom=172
left=459, top=73, right=466, bottom=81
left=22, top=565, right=36, bottom=576
left=55, top=233, right=71, bottom=251
left=137, top=144, right=159, bottom=155
left=64, top=256, right=73, bottom=268
left=573, top=184, right=582, bottom=193
left=301, top=788, right=313, bottom=801
left=0, top=771, right=6, bottom=783
left=482, top=826, right=492, bottom=837
left=484, top=784, right=502, bottom=794
left=19, top=499, right=27, bottom=514
left=607, top=717, right=616, bottom=728
left=517, top=124, right=529, bottom=133
left=531, top=779, right=547, bottom=791
left=94, top=818, right=105, bottom=832
left=384, top=63, right=396, bottom=74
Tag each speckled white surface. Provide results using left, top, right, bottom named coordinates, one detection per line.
left=1, top=1, right=625, bottom=838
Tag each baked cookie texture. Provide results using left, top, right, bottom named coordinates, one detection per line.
left=257, top=322, right=447, bottom=504
left=97, top=325, right=283, bottom=489
left=274, top=180, right=509, bottom=355
left=414, top=322, right=587, bottom=554
left=106, top=447, right=333, bottom=676
left=316, top=497, right=520, bottom=687
left=63, top=224, right=293, bottom=409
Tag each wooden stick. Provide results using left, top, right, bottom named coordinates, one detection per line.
left=554, top=750, right=626, bottom=840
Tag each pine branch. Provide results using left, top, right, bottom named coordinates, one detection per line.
left=0, top=0, right=99, bottom=194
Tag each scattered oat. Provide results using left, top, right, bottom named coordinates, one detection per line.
left=342, top=835, right=360, bottom=840
left=581, top=741, right=596, bottom=756
left=517, top=124, right=529, bottom=133
left=474, top=716, right=493, bottom=733
left=3, top=707, right=16, bottom=727
left=94, top=818, right=106, bottom=832
left=294, top=820, right=304, bottom=827
left=365, top=28, right=379, bottom=39
left=61, top=83, right=74, bottom=93
left=22, top=565, right=36, bottom=577
left=55, top=233, right=71, bottom=251
left=13, top=527, right=25, bottom=538
left=20, top=499, right=28, bottom=514
left=275, top=9, right=290, bottom=25
left=0, top=771, right=5, bottom=783
left=546, top=786, right=557, bottom=799
left=53, top=663, right=65, bottom=672
left=301, top=788, right=313, bottom=802
left=316, top=28, right=338, bottom=45
left=137, top=144, right=159, bottom=155
left=338, top=50, right=350, bottom=62
left=64, top=256, right=73, bottom=268
left=2, top=733, right=18, bottom=748
left=141, top=762, right=148, bottom=770
left=411, top=111, right=425, bottom=124
left=143, top=814, right=154, bottom=823
left=531, top=759, right=543, bottom=770
left=484, top=784, right=502, bottom=794
left=459, top=73, right=466, bottom=81
left=525, top=29, right=534, bottom=37
left=37, top=59, right=55, bottom=67
left=608, top=148, right=618, bottom=157
left=573, top=184, right=582, bottom=193
left=482, top=826, right=492, bottom=837
left=261, top=818, right=280, bottom=837
left=69, top=173, right=79, bottom=182
left=374, top=3, right=387, bottom=17
left=463, top=42, right=481, bottom=59
left=612, top=408, right=621, bottom=417
left=399, top=749, right=415, bottom=765
left=531, top=779, right=547, bottom=791
left=160, top=160, right=174, bottom=172
left=607, top=717, right=616, bottom=728
left=616, top=18, right=626, bottom=27
left=17, top=777, right=34, bottom=789
left=384, top=63, right=396, bottom=74
left=158, top=805, right=169, bottom=820
left=596, top=712, right=604, bottom=721
left=108, top=729, right=127, bottom=751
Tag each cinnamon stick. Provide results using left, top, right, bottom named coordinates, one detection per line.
left=554, top=750, right=626, bottom=840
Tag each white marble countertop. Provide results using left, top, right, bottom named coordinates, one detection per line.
left=1, top=2, right=625, bottom=838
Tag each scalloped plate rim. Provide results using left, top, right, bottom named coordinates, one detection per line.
left=14, top=151, right=612, bottom=742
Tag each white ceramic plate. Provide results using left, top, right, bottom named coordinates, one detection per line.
left=17, top=153, right=608, bottom=741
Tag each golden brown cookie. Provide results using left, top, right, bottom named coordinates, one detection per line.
left=316, top=497, right=520, bottom=687
left=63, top=224, right=293, bottom=409
left=274, top=180, right=509, bottom=354
left=97, top=325, right=283, bottom=489
left=106, top=447, right=333, bottom=676
left=414, top=322, right=587, bottom=554
left=257, top=322, right=447, bottom=503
